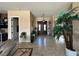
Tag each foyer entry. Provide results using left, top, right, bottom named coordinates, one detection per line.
left=37, top=21, right=47, bottom=35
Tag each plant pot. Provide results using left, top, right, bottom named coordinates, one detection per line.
left=19, top=38, right=26, bottom=42
left=65, top=48, right=77, bottom=56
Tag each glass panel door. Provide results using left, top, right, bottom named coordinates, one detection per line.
left=39, top=24, right=41, bottom=31
left=44, top=24, right=46, bottom=31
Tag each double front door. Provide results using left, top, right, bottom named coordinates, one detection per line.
left=37, top=21, right=47, bottom=35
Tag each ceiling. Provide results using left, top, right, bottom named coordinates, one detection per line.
left=0, top=2, right=71, bottom=17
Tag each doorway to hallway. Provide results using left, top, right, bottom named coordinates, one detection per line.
left=37, top=21, right=47, bottom=35
left=11, top=17, right=19, bottom=41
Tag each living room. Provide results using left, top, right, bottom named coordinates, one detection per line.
left=0, top=2, right=79, bottom=56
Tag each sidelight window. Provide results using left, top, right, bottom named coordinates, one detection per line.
left=44, top=24, right=46, bottom=31
left=39, top=24, right=41, bottom=31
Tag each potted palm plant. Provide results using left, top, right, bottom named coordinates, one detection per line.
left=53, top=7, right=79, bottom=56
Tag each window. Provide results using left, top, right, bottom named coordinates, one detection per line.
left=39, top=24, right=41, bottom=31
left=44, top=24, right=46, bottom=31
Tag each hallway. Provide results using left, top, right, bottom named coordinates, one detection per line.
left=32, top=36, right=65, bottom=56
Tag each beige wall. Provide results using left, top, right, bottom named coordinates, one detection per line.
left=73, top=20, right=79, bottom=34
left=72, top=2, right=79, bottom=8
left=30, top=12, right=35, bottom=32
left=8, top=10, right=31, bottom=42
left=50, top=16, right=57, bottom=28
left=72, top=2, right=79, bottom=34
left=72, top=2, right=79, bottom=51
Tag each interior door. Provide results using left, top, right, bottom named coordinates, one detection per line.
left=11, top=17, right=19, bottom=41
left=37, top=21, right=47, bottom=35
left=43, top=21, right=47, bottom=35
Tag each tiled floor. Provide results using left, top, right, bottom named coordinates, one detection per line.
left=32, top=35, right=65, bottom=56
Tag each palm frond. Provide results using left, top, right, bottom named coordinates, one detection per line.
left=53, top=7, right=79, bottom=40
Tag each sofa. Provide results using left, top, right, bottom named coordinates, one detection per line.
left=0, top=40, right=16, bottom=56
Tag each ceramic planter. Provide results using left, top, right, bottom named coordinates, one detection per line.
left=65, top=48, right=77, bottom=56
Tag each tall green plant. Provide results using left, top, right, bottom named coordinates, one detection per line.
left=53, top=7, right=79, bottom=50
